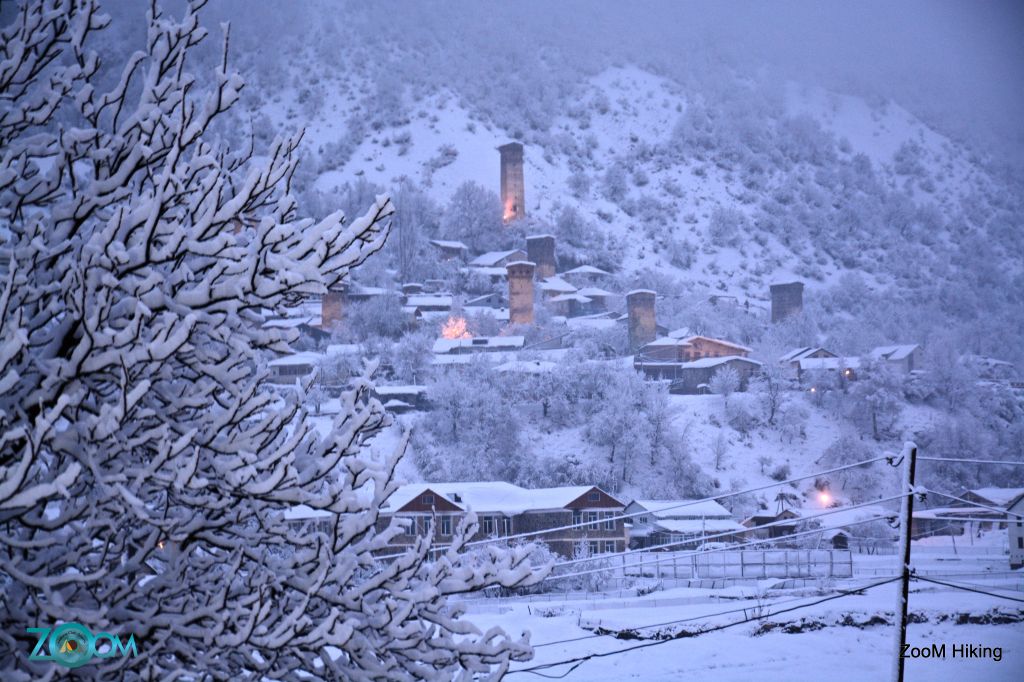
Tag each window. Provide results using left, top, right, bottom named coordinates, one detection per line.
left=589, top=541, right=599, bottom=555
left=603, top=512, right=615, bottom=530
left=1019, top=537, right=1023, bottom=549
left=638, top=515, right=649, bottom=524
left=422, top=493, right=434, bottom=505
left=440, top=515, right=452, bottom=536
left=483, top=516, right=495, bottom=535
left=605, top=541, right=615, bottom=553
left=418, top=517, right=431, bottom=535
left=572, top=510, right=582, bottom=527
left=502, top=517, right=512, bottom=535
left=588, top=491, right=600, bottom=501
left=587, top=511, right=600, bottom=528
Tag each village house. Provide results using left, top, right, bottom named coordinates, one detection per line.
left=266, top=351, right=324, bottom=384
left=432, top=335, right=526, bottom=355
left=741, top=508, right=802, bottom=540
left=372, top=385, right=429, bottom=413
left=377, top=482, right=627, bottom=558
left=869, top=344, right=921, bottom=373
left=625, top=499, right=744, bottom=549
left=1008, top=492, right=1024, bottom=569
left=428, top=239, right=469, bottom=261
left=911, top=486, right=1024, bottom=539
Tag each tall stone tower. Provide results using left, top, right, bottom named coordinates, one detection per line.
left=506, top=261, right=535, bottom=325
left=321, top=289, right=345, bottom=331
left=498, top=142, right=525, bottom=223
left=526, top=234, right=557, bottom=280
left=770, top=281, right=804, bottom=323
left=626, top=289, right=657, bottom=351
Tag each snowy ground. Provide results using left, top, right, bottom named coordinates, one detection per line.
left=468, top=582, right=1024, bottom=681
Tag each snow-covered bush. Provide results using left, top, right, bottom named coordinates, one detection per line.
left=0, top=3, right=539, bottom=678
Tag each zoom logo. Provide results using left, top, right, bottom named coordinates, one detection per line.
left=28, top=622, right=138, bottom=668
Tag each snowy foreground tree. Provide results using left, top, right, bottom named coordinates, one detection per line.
left=0, top=2, right=538, bottom=679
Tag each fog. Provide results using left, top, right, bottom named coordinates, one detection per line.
left=193, top=0, right=1024, bottom=163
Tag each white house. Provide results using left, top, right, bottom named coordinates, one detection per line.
left=625, top=499, right=744, bottom=549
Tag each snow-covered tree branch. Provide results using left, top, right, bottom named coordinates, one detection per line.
left=0, top=2, right=538, bottom=678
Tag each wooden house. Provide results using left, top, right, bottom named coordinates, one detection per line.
left=869, top=344, right=921, bottom=373
left=1009, top=492, right=1024, bottom=569
left=377, top=482, right=627, bottom=558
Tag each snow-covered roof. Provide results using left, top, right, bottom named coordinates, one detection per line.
left=678, top=355, right=763, bottom=369
left=382, top=399, right=414, bottom=410
left=798, top=357, right=861, bottom=371
left=526, top=233, right=556, bottom=240
left=644, top=336, right=688, bottom=348
left=432, top=336, right=526, bottom=354
left=429, top=239, right=468, bottom=250
left=631, top=499, right=734, bottom=519
left=650, top=518, right=746, bottom=535
left=626, top=289, right=657, bottom=296
left=375, top=385, right=427, bottom=395
left=466, top=293, right=504, bottom=306
left=913, top=506, right=1004, bottom=520
left=810, top=505, right=895, bottom=529
left=779, top=346, right=833, bottom=363
left=495, top=360, right=557, bottom=374
left=563, top=265, right=611, bottom=277
left=870, top=344, right=920, bottom=361
left=549, top=293, right=592, bottom=303
left=268, top=351, right=325, bottom=367
left=576, top=287, right=615, bottom=298
left=566, top=316, right=618, bottom=330
left=405, top=294, right=453, bottom=308
left=469, top=250, right=526, bottom=267
left=383, top=482, right=615, bottom=515
left=967, top=487, right=1024, bottom=508
left=666, top=327, right=692, bottom=339
left=677, top=336, right=754, bottom=353
left=540, top=276, right=578, bottom=294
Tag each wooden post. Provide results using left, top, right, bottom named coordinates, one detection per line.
left=892, top=443, right=918, bottom=682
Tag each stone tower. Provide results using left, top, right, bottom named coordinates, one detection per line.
left=321, top=289, right=344, bottom=331
left=526, top=234, right=557, bottom=280
left=770, top=281, right=804, bottom=323
left=626, top=289, right=657, bottom=351
left=506, top=261, right=535, bottom=325
left=498, top=142, right=525, bottom=222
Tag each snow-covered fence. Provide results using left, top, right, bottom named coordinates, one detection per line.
left=620, top=550, right=854, bottom=579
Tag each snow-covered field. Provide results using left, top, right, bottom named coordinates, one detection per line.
left=467, top=579, right=1023, bottom=681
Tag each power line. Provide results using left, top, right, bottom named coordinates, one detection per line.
left=913, top=575, right=1024, bottom=603
left=918, top=457, right=1024, bottom=466
left=508, top=577, right=901, bottom=678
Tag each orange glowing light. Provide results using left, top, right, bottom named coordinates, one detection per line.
left=441, top=316, right=471, bottom=340
left=503, top=199, right=516, bottom=223
left=818, top=491, right=832, bottom=506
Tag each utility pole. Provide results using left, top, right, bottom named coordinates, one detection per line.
left=892, top=442, right=918, bottom=682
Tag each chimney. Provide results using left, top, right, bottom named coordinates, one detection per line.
left=498, top=142, right=526, bottom=222
left=321, top=289, right=344, bottom=331
left=506, top=261, right=535, bottom=325
left=526, top=235, right=557, bottom=280
left=626, top=289, right=657, bottom=351
left=770, top=281, right=804, bottom=323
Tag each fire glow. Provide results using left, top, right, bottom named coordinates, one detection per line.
left=503, top=199, right=516, bottom=223
left=441, top=316, right=471, bottom=340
